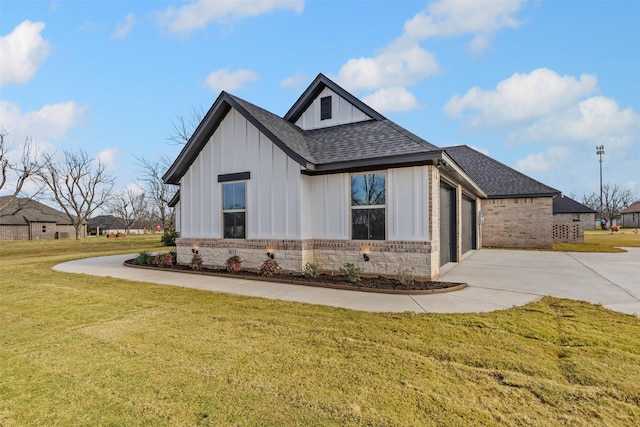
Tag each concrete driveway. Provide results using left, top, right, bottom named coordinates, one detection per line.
left=53, top=248, right=640, bottom=316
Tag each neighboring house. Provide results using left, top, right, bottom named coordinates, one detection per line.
left=89, top=215, right=146, bottom=235
left=551, top=195, right=597, bottom=243
left=163, top=74, right=560, bottom=279
left=0, top=196, right=85, bottom=240
left=621, top=201, right=640, bottom=228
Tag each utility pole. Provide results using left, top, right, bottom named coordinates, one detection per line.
left=596, top=145, right=605, bottom=220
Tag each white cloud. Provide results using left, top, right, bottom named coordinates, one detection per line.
left=512, top=96, right=640, bottom=148
left=335, top=0, right=525, bottom=111
left=158, top=0, right=304, bottom=36
left=514, top=146, right=572, bottom=174
left=111, top=13, right=135, bottom=39
left=0, top=20, right=52, bottom=86
left=444, top=68, right=599, bottom=129
left=362, top=87, right=423, bottom=113
left=337, top=45, right=439, bottom=93
left=0, top=99, right=87, bottom=142
left=96, top=148, right=120, bottom=170
left=402, top=0, right=524, bottom=54
left=203, top=68, right=258, bottom=93
left=280, top=72, right=308, bottom=89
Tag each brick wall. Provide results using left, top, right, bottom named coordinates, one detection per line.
left=0, top=223, right=84, bottom=241
left=552, top=222, right=583, bottom=243
left=481, top=197, right=553, bottom=249
left=0, top=225, right=29, bottom=240
left=176, top=237, right=435, bottom=279
left=553, top=213, right=595, bottom=231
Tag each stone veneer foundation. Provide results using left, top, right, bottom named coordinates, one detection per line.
left=176, top=238, right=435, bottom=279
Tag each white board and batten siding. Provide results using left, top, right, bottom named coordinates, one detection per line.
left=295, top=87, right=372, bottom=130
left=301, top=166, right=430, bottom=241
left=179, top=108, right=303, bottom=239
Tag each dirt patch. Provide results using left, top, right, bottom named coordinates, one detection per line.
left=124, top=260, right=466, bottom=295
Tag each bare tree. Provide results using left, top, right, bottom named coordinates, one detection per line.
left=136, top=155, right=177, bottom=231
left=166, top=105, right=205, bottom=145
left=582, top=182, right=637, bottom=222
left=107, top=188, right=148, bottom=234
left=37, top=150, right=115, bottom=240
left=0, top=129, right=42, bottom=215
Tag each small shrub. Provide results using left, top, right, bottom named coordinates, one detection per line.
left=340, top=263, right=361, bottom=283
left=259, top=259, right=280, bottom=277
left=226, top=255, right=242, bottom=273
left=190, top=253, right=203, bottom=271
left=154, top=252, right=174, bottom=268
left=134, top=251, right=154, bottom=265
left=302, top=262, right=321, bottom=279
left=396, top=268, right=415, bottom=287
left=161, top=229, right=179, bottom=246
left=169, top=250, right=177, bottom=260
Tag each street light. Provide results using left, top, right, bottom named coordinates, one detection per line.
left=596, top=145, right=605, bottom=220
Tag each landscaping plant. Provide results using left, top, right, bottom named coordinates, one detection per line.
left=396, top=267, right=415, bottom=287
left=190, top=252, right=203, bottom=271
left=153, top=252, right=175, bottom=268
left=340, top=262, right=361, bottom=283
left=259, top=258, right=280, bottom=277
left=302, top=261, right=321, bottom=279
left=133, top=251, right=154, bottom=265
left=225, top=255, right=242, bottom=272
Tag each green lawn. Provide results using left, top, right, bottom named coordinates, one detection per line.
left=554, top=228, right=640, bottom=253
left=1, top=237, right=639, bottom=426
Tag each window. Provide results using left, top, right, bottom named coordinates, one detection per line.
left=320, top=96, right=332, bottom=120
left=572, top=213, right=580, bottom=221
left=222, top=182, right=246, bottom=239
left=351, top=173, right=385, bottom=240
left=42, top=225, right=47, bottom=233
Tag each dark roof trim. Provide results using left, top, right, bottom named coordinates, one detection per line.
left=218, top=171, right=250, bottom=182
left=168, top=191, right=180, bottom=208
left=163, top=92, right=311, bottom=185
left=487, top=193, right=560, bottom=199
left=284, top=73, right=386, bottom=123
left=163, top=92, right=231, bottom=184
left=303, top=151, right=443, bottom=175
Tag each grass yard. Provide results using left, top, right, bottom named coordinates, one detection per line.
left=554, top=228, right=640, bottom=253
left=1, top=237, right=639, bottom=426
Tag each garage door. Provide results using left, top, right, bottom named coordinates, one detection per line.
left=461, top=196, right=476, bottom=254
left=440, top=184, right=457, bottom=266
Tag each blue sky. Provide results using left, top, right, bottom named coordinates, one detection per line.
left=1, top=0, right=639, bottom=199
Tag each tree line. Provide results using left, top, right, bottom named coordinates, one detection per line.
left=0, top=128, right=177, bottom=240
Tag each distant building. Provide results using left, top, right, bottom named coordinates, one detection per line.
left=621, top=201, right=640, bottom=228
left=0, top=196, right=85, bottom=240
left=552, top=195, right=596, bottom=243
left=89, top=215, right=146, bottom=235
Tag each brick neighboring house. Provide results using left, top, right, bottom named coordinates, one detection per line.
left=552, top=195, right=596, bottom=243
left=0, top=196, right=85, bottom=240
left=621, top=201, right=640, bottom=228
left=164, top=73, right=562, bottom=280
left=89, top=215, right=146, bottom=235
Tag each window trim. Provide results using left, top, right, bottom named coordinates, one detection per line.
left=221, top=180, right=247, bottom=239
left=350, top=171, right=387, bottom=241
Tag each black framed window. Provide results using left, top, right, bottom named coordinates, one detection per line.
left=222, top=182, right=246, bottom=239
left=351, top=173, right=385, bottom=240
left=320, top=96, right=332, bottom=120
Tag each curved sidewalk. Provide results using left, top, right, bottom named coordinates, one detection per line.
left=53, top=248, right=640, bottom=315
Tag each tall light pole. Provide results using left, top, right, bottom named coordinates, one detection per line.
left=596, top=145, right=605, bottom=220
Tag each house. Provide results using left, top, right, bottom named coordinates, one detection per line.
left=163, top=74, right=560, bottom=279
left=551, top=195, right=596, bottom=243
left=89, top=215, right=146, bottom=235
left=0, top=196, right=85, bottom=240
left=621, top=201, right=640, bottom=228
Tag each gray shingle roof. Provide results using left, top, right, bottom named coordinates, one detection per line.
left=621, top=201, right=640, bottom=214
left=0, top=197, right=72, bottom=225
left=443, top=145, right=560, bottom=198
left=553, top=196, right=596, bottom=214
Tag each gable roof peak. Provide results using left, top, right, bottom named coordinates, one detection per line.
left=284, top=73, right=386, bottom=123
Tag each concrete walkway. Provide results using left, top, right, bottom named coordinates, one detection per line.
left=52, top=248, right=640, bottom=315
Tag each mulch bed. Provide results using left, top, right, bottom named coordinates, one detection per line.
left=124, top=259, right=466, bottom=295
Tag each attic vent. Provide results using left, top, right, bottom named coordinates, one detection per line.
left=320, top=96, right=332, bottom=120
